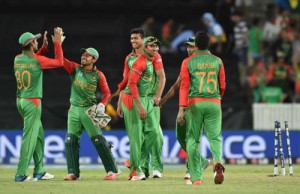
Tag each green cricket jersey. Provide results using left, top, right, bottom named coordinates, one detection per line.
left=187, top=51, right=222, bottom=99
left=63, top=58, right=111, bottom=107
left=69, top=67, right=101, bottom=106
left=14, top=52, right=43, bottom=98
left=124, top=55, right=154, bottom=97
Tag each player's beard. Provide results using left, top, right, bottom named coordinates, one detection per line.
left=81, top=63, right=90, bottom=67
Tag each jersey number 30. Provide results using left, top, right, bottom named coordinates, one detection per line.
left=15, top=70, right=31, bottom=90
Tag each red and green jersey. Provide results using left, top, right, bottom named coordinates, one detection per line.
left=117, top=52, right=139, bottom=90
left=118, top=52, right=163, bottom=97
left=14, top=43, right=63, bottom=98
left=148, top=53, right=164, bottom=97
left=125, top=54, right=154, bottom=97
left=179, top=50, right=226, bottom=106
left=63, top=58, right=111, bottom=107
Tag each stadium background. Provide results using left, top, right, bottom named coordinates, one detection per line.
left=0, top=0, right=256, bottom=130
left=1, top=0, right=300, bottom=165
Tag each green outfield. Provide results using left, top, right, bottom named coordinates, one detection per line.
left=0, top=165, right=299, bottom=194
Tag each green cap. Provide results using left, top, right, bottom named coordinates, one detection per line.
left=185, top=37, right=195, bottom=46
left=143, top=36, right=161, bottom=46
left=19, top=32, right=41, bottom=46
left=80, top=47, right=99, bottom=59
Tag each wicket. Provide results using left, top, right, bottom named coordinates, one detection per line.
left=273, top=120, right=293, bottom=176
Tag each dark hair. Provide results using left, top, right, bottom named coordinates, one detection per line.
left=252, top=17, right=261, bottom=26
left=21, top=43, right=31, bottom=50
left=195, top=31, right=209, bottom=50
left=130, top=28, right=145, bottom=38
left=232, top=10, right=243, bottom=17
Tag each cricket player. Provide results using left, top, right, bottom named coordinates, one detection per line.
left=140, top=39, right=166, bottom=179
left=14, top=27, right=64, bottom=182
left=62, top=47, right=119, bottom=181
left=111, top=28, right=165, bottom=178
left=177, top=31, right=226, bottom=185
left=160, top=37, right=210, bottom=180
left=121, top=36, right=161, bottom=180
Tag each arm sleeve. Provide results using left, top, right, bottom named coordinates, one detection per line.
left=153, top=53, right=163, bottom=70
left=63, top=58, right=79, bottom=74
left=38, top=42, right=64, bottom=69
left=97, top=70, right=111, bottom=105
left=117, top=56, right=130, bottom=90
left=128, top=58, right=146, bottom=98
left=179, top=59, right=190, bottom=106
left=36, top=46, right=49, bottom=56
left=218, top=61, right=226, bottom=98
left=213, top=24, right=224, bottom=36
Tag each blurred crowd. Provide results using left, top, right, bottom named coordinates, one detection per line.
left=138, top=0, right=300, bottom=104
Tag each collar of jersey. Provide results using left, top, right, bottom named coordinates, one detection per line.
left=80, top=65, right=97, bottom=72
left=195, top=49, right=211, bottom=55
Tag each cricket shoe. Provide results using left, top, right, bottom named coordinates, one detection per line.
left=193, top=180, right=202, bottom=185
left=186, top=178, right=192, bottom=185
left=186, top=179, right=202, bottom=185
left=31, top=172, right=54, bottom=181
left=214, top=162, right=225, bottom=184
left=127, top=169, right=136, bottom=180
left=104, top=171, right=119, bottom=180
left=128, top=169, right=146, bottom=181
left=152, top=170, right=162, bottom=178
left=63, top=174, right=80, bottom=181
left=143, top=168, right=150, bottom=178
left=117, top=168, right=122, bottom=175
left=131, top=173, right=146, bottom=181
left=183, top=159, right=210, bottom=180
left=184, top=172, right=190, bottom=180
left=14, top=175, right=31, bottom=182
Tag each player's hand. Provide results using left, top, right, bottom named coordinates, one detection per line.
left=176, top=107, right=185, bottom=126
left=42, top=31, right=48, bottom=48
left=117, top=104, right=123, bottom=118
left=109, top=90, right=120, bottom=102
left=52, top=27, right=66, bottom=43
left=152, top=96, right=161, bottom=106
left=137, top=104, right=147, bottom=120
left=159, top=95, right=169, bottom=107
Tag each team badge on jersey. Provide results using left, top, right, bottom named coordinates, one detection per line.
left=92, top=76, right=96, bottom=81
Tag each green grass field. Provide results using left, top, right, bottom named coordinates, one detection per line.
left=0, top=165, right=299, bottom=194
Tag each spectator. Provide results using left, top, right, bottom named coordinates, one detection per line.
left=170, top=24, right=195, bottom=53
left=248, top=61, right=267, bottom=103
left=141, top=16, right=155, bottom=36
left=248, top=17, right=265, bottom=67
left=274, top=5, right=291, bottom=31
left=267, top=50, right=294, bottom=102
left=231, top=10, right=249, bottom=87
left=262, top=13, right=281, bottom=64
left=161, top=19, right=174, bottom=50
left=262, top=85, right=287, bottom=103
left=235, top=0, right=253, bottom=21
left=272, top=29, right=293, bottom=64
left=201, top=12, right=227, bottom=56
left=216, top=0, right=236, bottom=54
